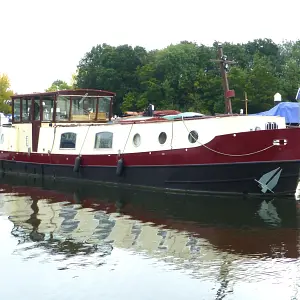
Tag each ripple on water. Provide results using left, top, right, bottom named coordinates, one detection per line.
left=0, top=187, right=300, bottom=299
left=12, top=236, right=114, bottom=270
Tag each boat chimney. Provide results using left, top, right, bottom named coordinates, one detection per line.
left=274, top=93, right=282, bottom=107
left=148, top=104, right=154, bottom=117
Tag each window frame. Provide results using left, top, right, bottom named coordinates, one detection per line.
left=188, top=130, right=198, bottom=144
left=158, top=132, right=167, bottom=145
left=94, top=131, right=114, bottom=149
left=59, top=132, right=77, bottom=150
left=13, top=98, right=21, bottom=123
left=133, top=133, right=141, bottom=147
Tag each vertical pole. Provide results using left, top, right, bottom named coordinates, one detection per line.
left=20, top=97, right=23, bottom=122
left=12, top=98, right=14, bottom=123
left=109, top=96, right=113, bottom=121
left=69, top=96, right=72, bottom=122
left=40, top=95, right=43, bottom=121
left=217, top=45, right=232, bottom=114
left=95, top=97, right=99, bottom=121
left=245, top=92, right=248, bottom=115
left=30, top=97, right=34, bottom=122
left=53, top=93, right=57, bottom=123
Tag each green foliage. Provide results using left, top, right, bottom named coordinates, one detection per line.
left=74, top=39, right=300, bottom=115
left=76, top=44, right=146, bottom=114
left=0, top=73, right=13, bottom=114
left=46, top=80, right=72, bottom=92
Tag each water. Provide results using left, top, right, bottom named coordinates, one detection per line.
left=0, top=175, right=300, bottom=299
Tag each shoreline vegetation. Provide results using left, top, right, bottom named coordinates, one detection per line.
left=2, top=38, right=300, bottom=115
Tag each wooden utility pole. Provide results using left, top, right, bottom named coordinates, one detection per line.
left=243, top=92, right=248, bottom=115
left=211, top=43, right=236, bottom=114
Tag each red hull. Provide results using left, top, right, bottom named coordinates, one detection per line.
left=1, top=128, right=300, bottom=195
left=0, top=128, right=300, bottom=166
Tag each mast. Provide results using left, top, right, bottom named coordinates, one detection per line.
left=244, top=92, right=248, bottom=115
left=211, top=43, right=236, bottom=114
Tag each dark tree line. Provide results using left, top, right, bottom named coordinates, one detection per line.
left=73, top=39, right=300, bottom=115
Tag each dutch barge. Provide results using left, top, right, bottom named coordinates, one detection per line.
left=1, top=45, right=300, bottom=196
left=0, top=88, right=299, bottom=196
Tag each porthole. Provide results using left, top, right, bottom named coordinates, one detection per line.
left=133, top=133, right=141, bottom=147
left=158, top=132, right=167, bottom=144
left=0, top=134, right=4, bottom=144
left=188, top=130, right=198, bottom=143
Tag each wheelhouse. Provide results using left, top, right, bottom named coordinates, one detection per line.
left=10, top=89, right=115, bottom=124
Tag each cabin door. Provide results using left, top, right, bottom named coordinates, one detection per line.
left=32, top=99, right=41, bottom=152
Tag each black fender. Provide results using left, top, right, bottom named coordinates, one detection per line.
left=116, top=158, right=124, bottom=176
left=73, top=156, right=81, bottom=172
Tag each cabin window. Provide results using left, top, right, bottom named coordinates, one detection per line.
left=0, top=134, right=4, bottom=144
left=33, top=98, right=41, bottom=121
left=60, top=132, right=77, bottom=149
left=71, top=96, right=97, bottom=121
left=158, top=132, right=167, bottom=144
left=13, top=98, right=21, bottom=122
left=99, top=97, right=111, bottom=118
left=133, top=133, right=141, bottom=147
left=57, top=96, right=71, bottom=121
left=21, top=98, right=30, bottom=122
left=188, top=130, right=198, bottom=143
left=94, top=132, right=113, bottom=149
left=42, top=97, right=54, bottom=121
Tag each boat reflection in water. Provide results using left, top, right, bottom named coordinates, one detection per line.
left=0, top=174, right=299, bottom=295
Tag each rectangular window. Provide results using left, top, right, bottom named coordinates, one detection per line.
left=98, top=97, right=111, bottom=120
left=42, top=97, right=54, bottom=121
left=57, top=96, right=71, bottom=121
left=13, top=98, right=21, bottom=122
left=60, top=132, right=77, bottom=149
left=71, top=95, right=97, bottom=121
left=94, top=132, right=113, bottom=149
left=21, top=98, right=30, bottom=122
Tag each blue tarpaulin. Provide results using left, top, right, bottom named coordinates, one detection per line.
left=253, top=102, right=300, bottom=124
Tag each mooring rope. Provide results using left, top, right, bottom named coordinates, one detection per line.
left=181, top=117, right=275, bottom=157
left=170, top=119, right=174, bottom=150
left=122, top=123, right=134, bottom=154
left=79, top=125, right=91, bottom=156
left=49, top=126, right=57, bottom=154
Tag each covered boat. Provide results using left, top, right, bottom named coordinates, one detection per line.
left=253, top=102, right=300, bottom=125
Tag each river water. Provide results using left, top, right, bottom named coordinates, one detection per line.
left=0, top=176, right=300, bottom=299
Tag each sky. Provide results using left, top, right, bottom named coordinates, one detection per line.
left=1, top=0, right=300, bottom=94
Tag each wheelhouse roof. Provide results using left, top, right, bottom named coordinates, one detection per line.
left=10, top=89, right=116, bottom=99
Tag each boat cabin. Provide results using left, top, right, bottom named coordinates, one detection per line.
left=10, top=89, right=115, bottom=124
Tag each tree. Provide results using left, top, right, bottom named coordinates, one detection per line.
left=280, top=58, right=300, bottom=100
left=76, top=44, right=148, bottom=114
left=46, top=80, right=72, bottom=92
left=245, top=38, right=282, bottom=71
left=75, top=39, right=300, bottom=116
left=228, top=66, right=249, bottom=112
left=245, top=53, right=279, bottom=112
left=0, top=73, right=13, bottom=114
left=279, top=40, right=300, bottom=100
left=71, top=72, right=78, bottom=87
